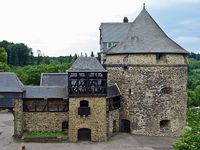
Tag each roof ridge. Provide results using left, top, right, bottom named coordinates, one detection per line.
left=106, top=8, right=187, bottom=54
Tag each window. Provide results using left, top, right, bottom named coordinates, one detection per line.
left=107, top=42, right=113, bottom=49
left=129, top=89, right=132, bottom=95
left=161, top=87, right=172, bottom=94
left=62, top=121, right=68, bottom=131
left=160, top=120, right=170, bottom=131
left=80, top=100, right=88, bottom=107
left=156, top=53, right=161, bottom=60
left=78, top=100, right=90, bottom=116
left=123, top=65, right=128, bottom=71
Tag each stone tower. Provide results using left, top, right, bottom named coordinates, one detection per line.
left=103, top=7, right=188, bottom=136
left=68, top=57, right=108, bottom=142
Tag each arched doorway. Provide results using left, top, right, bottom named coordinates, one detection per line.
left=78, top=128, right=91, bottom=141
left=120, top=119, right=130, bottom=133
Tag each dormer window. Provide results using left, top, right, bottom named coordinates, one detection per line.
left=107, top=42, right=113, bottom=49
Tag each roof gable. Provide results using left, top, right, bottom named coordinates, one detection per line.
left=68, top=57, right=107, bottom=72
left=106, top=8, right=188, bottom=54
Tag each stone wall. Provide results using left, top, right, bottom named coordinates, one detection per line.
left=107, top=109, right=120, bottom=137
left=105, top=54, right=186, bottom=65
left=105, top=54, right=188, bottom=137
left=23, top=112, right=68, bottom=132
left=68, top=97, right=107, bottom=142
left=14, top=99, right=23, bottom=137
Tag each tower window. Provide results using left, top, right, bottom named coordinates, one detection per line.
left=80, top=100, right=88, bottom=107
left=161, top=87, right=172, bottom=94
left=79, top=100, right=90, bottom=116
left=123, top=65, right=128, bottom=71
left=160, top=120, right=170, bottom=131
left=129, top=89, right=132, bottom=95
left=156, top=53, right=161, bottom=60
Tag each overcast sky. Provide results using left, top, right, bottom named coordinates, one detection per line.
left=0, top=0, right=200, bottom=56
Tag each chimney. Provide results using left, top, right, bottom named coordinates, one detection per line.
left=123, top=17, right=128, bottom=23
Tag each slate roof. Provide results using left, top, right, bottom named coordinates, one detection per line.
left=68, top=57, right=107, bottom=72
left=40, top=73, right=68, bottom=87
left=99, top=23, right=130, bottom=43
left=0, top=72, right=24, bottom=93
left=107, top=84, right=121, bottom=98
left=106, top=7, right=188, bottom=54
left=24, top=86, right=68, bottom=99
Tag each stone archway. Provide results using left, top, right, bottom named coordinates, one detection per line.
left=78, top=128, right=91, bottom=141
left=120, top=119, right=130, bottom=133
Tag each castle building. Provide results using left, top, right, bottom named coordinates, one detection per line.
left=0, top=6, right=188, bottom=142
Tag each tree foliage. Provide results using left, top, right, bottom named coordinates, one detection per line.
left=13, top=60, right=74, bottom=85
left=0, top=47, right=10, bottom=71
left=0, top=40, right=33, bottom=66
left=173, top=108, right=200, bottom=150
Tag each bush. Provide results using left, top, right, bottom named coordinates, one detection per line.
left=173, top=108, right=200, bottom=150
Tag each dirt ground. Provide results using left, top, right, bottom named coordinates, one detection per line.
left=0, top=112, right=177, bottom=150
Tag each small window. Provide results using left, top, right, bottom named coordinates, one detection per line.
left=156, top=53, right=161, bottom=60
left=107, top=42, right=113, bottom=49
left=123, top=65, right=128, bottom=71
left=160, top=120, right=170, bottom=131
left=129, top=89, right=132, bottom=95
left=62, top=121, right=68, bottom=131
left=161, top=87, right=172, bottom=94
left=80, top=100, right=88, bottom=107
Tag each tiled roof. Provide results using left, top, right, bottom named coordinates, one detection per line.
left=106, top=8, right=188, bottom=54
left=0, top=72, right=24, bottom=93
left=24, top=86, right=68, bottom=99
left=40, top=73, right=68, bottom=87
left=68, top=57, right=107, bottom=72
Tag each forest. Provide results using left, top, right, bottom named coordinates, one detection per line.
left=0, top=40, right=200, bottom=149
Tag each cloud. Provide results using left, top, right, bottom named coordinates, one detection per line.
left=175, top=36, right=200, bottom=52
left=175, top=36, right=200, bottom=43
left=148, top=0, right=200, bottom=9
left=179, top=19, right=200, bottom=26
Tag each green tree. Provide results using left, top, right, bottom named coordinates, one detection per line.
left=0, top=47, right=10, bottom=71
left=194, top=85, right=200, bottom=106
left=173, top=109, right=200, bottom=150
left=7, top=43, right=32, bottom=66
left=0, top=47, right=8, bottom=63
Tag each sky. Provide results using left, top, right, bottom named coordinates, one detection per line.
left=0, top=0, right=200, bottom=56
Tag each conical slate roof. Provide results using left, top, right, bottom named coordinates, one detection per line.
left=68, top=57, right=107, bottom=72
left=106, top=7, right=187, bottom=54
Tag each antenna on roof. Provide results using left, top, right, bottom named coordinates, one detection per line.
left=143, top=3, right=145, bottom=9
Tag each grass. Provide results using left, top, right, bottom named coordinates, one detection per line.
left=23, top=131, right=67, bottom=137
